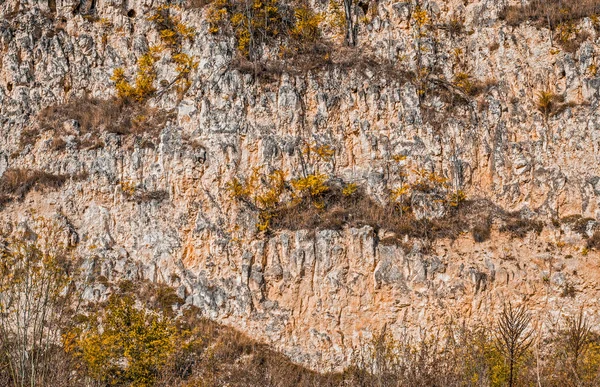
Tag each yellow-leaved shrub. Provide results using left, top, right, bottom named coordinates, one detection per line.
left=111, top=5, right=198, bottom=101
left=291, top=6, right=323, bottom=43
left=70, top=295, right=176, bottom=386
left=111, top=46, right=161, bottom=101
left=147, top=5, right=196, bottom=48
left=291, top=173, right=329, bottom=198
left=227, top=169, right=287, bottom=232
left=207, top=0, right=324, bottom=59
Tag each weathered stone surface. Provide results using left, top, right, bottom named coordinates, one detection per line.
left=1, top=0, right=600, bottom=371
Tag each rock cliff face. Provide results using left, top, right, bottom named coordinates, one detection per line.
left=2, top=0, right=600, bottom=371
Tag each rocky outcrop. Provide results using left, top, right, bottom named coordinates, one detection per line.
left=2, top=0, right=600, bottom=371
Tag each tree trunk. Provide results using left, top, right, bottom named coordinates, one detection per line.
left=343, top=0, right=356, bottom=46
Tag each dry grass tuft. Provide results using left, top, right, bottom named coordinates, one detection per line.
left=0, top=168, right=87, bottom=209
left=231, top=47, right=415, bottom=85
left=501, top=0, right=599, bottom=53
left=535, top=90, right=578, bottom=118
left=500, top=0, right=600, bottom=28
left=183, top=0, right=211, bottom=10
left=124, top=188, right=170, bottom=204
left=1, top=169, right=66, bottom=198
left=561, top=214, right=596, bottom=235
left=270, top=186, right=543, bottom=245
left=21, top=97, right=175, bottom=151
left=587, top=231, right=600, bottom=250
left=498, top=217, right=544, bottom=238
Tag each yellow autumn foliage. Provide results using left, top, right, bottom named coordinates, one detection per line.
left=327, top=0, right=346, bottom=38
left=291, top=6, right=323, bottom=43
left=412, top=5, right=429, bottom=28
left=227, top=169, right=287, bottom=232
left=312, top=143, right=335, bottom=161
left=111, top=67, right=136, bottom=99
left=453, top=72, right=474, bottom=94
left=207, top=0, right=229, bottom=34
left=390, top=184, right=409, bottom=202
left=291, top=173, right=329, bottom=197
left=172, top=52, right=199, bottom=91
left=342, top=182, right=358, bottom=196
left=229, top=0, right=281, bottom=57
left=411, top=168, right=449, bottom=191
left=111, top=47, right=160, bottom=101
left=391, top=154, right=407, bottom=163
left=256, top=170, right=286, bottom=209
left=70, top=295, right=176, bottom=387
left=207, top=0, right=323, bottom=58
left=447, top=189, right=466, bottom=207
left=148, top=5, right=196, bottom=48
left=112, top=5, right=197, bottom=101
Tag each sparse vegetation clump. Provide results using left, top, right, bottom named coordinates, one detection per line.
left=452, top=72, right=498, bottom=97
left=556, top=19, right=591, bottom=53
left=291, top=5, right=324, bottom=44
left=227, top=156, right=545, bottom=244
left=111, top=5, right=198, bottom=101
left=227, top=169, right=287, bottom=232
left=208, top=0, right=290, bottom=58
left=535, top=90, right=578, bottom=119
left=183, top=0, right=211, bottom=9
left=0, top=238, right=83, bottom=386
left=148, top=5, right=198, bottom=92
left=0, top=168, right=67, bottom=198
left=111, top=47, right=161, bottom=102
left=119, top=180, right=170, bottom=203
left=499, top=217, right=544, bottom=238
left=495, top=303, right=534, bottom=387
left=70, top=295, right=177, bottom=386
left=63, top=278, right=345, bottom=387
left=444, top=17, right=465, bottom=35
left=587, top=230, right=600, bottom=250
left=207, top=0, right=327, bottom=62
left=536, top=90, right=562, bottom=117
left=348, top=306, right=600, bottom=387
left=0, top=168, right=88, bottom=209
left=148, top=5, right=196, bottom=48
left=500, top=0, right=599, bottom=53
left=501, top=0, right=600, bottom=28
left=21, top=97, right=176, bottom=151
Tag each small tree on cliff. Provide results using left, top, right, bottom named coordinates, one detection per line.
left=0, top=239, right=83, bottom=386
left=495, top=302, right=534, bottom=387
left=329, top=0, right=371, bottom=46
left=559, top=308, right=594, bottom=382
